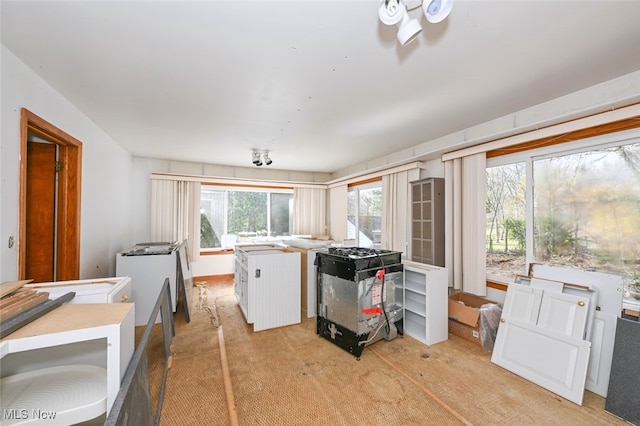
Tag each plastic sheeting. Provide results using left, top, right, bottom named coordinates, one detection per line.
left=479, top=303, right=503, bottom=352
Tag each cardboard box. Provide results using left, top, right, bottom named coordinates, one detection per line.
left=448, top=292, right=499, bottom=347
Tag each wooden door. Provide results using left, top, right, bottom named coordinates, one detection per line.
left=25, top=142, right=57, bottom=282
left=19, top=109, right=82, bottom=282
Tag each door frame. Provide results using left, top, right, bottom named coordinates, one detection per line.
left=19, top=108, right=82, bottom=281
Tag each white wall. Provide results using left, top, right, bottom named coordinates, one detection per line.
left=191, top=254, right=235, bottom=277
left=1, top=46, right=133, bottom=281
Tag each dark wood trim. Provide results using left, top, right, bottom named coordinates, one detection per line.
left=194, top=274, right=234, bottom=284
left=200, top=249, right=234, bottom=256
left=487, top=280, right=508, bottom=292
left=487, top=116, right=640, bottom=158
left=202, top=181, right=293, bottom=190
left=20, top=109, right=82, bottom=281
left=347, top=176, right=383, bottom=188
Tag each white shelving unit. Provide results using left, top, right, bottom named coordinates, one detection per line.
left=402, top=261, right=448, bottom=346
left=0, top=303, right=134, bottom=417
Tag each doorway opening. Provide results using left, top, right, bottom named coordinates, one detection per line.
left=19, top=108, right=82, bottom=282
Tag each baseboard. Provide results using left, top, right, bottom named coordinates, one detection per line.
left=194, top=274, right=233, bottom=284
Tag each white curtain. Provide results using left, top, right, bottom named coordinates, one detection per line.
left=381, top=170, right=418, bottom=255
left=444, top=153, right=487, bottom=295
left=151, top=179, right=201, bottom=262
left=328, top=185, right=348, bottom=243
left=293, top=187, right=327, bottom=235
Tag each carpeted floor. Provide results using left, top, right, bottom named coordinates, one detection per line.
left=151, top=280, right=627, bottom=426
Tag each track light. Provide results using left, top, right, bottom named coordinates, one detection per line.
left=378, top=0, right=453, bottom=46
left=252, top=151, right=262, bottom=166
left=379, top=0, right=421, bottom=46
left=251, top=150, right=272, bottom=167
left=423, top=0, right=453, bottom=23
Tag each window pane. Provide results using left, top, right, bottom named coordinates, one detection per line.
left=270, top=193, right=293, bottom=238
left=486, top=163, right=526, bottom=277
left=347, top=185, right=382, bottom=248
left=358, top=187, right=382, bottom=248
left=533, top=143, right=640, bottom=300
left=200, top=189, right=224, bottom=248
left=347, top=190, right=356, bottom=240
left=228, top=191, right=268, bottom=243
left=201, top=187, right=294, bottom=249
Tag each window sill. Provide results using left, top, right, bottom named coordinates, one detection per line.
left=200, top=249, right=234, bottom=256
left=623, top=298, right=640, bottom=311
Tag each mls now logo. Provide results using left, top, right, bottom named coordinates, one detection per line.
left=3, top=409, right=28, bottom=420
left=3, top=409, right=57, bottom=420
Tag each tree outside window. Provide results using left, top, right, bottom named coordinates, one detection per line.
left=486, top=141, right=640, bottom=302
left=200, top=187, right=293, bottom=249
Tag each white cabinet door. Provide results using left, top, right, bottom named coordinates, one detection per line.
left=501, top=284, right=542, bottom=324
left=537, top=291, right=590, bottom=340
left=491, top=318, right=591, bottom=405
left=586, top=311, right=617, bottom=397
left=492, top=283, right=592, bottom=405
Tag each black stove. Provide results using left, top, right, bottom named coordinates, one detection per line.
left=315, top=247, right=404, bottom=358
left=327, top=247, right=385, bottom=259
left=317, top=247, right=402, bottom=281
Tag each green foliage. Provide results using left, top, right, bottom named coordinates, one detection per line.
left=504, top=217, right=526, bottom=252
left=228, top=191, right=267, bottom=235
left=535, top=216, right=575, bottom=258
left=200, top=213, right=219, bottom=248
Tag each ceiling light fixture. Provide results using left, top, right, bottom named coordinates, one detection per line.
left=251, top=150, right=272, bottom=167
left=378, top=0, right=453, bottom=46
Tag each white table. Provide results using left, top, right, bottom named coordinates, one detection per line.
left=0, top=303, right=135, bottom=415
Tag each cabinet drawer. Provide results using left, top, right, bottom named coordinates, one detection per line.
left=111, top=279, right=132, bottom=304
left=24, top=277, right=132, bottom=304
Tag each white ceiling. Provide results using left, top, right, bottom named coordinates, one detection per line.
left=2, top=1, right=640, bottom=174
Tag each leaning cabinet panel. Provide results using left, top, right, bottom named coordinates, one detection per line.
left=492, top=317, right=591, bottom=405
left=492, top=282, right=592, bottom=405
left=530, top=264, right=624, bottom=398
left=402, top=261, right=448, bottom=346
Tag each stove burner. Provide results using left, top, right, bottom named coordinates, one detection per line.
left=327, top=247, right=383, bottom=259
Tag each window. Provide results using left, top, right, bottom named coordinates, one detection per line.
left=200, top=186, right=293, bottom=249
left=347, top=182, right=383, bottom=248
left=486, top=162, right=526, bottom=276
left=486, top=131, right=640, bottom=303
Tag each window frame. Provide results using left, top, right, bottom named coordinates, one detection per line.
left=347, top=179, right=383, bottom=248
left=200, top=183, right=294, bottom=253
left=486, top=127, right=640, bottom=308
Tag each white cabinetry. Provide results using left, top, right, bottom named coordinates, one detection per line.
left=411, top=178, right=445, bottom=266
left=23, top=277, right=132, bottom=305
left=116, top=249, right=178, bottom=326
left=402, top=261, right=448, bottom=345
left=0, top=303, right=135, bottom=416
left=234, top=245, right=301, bottom=331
